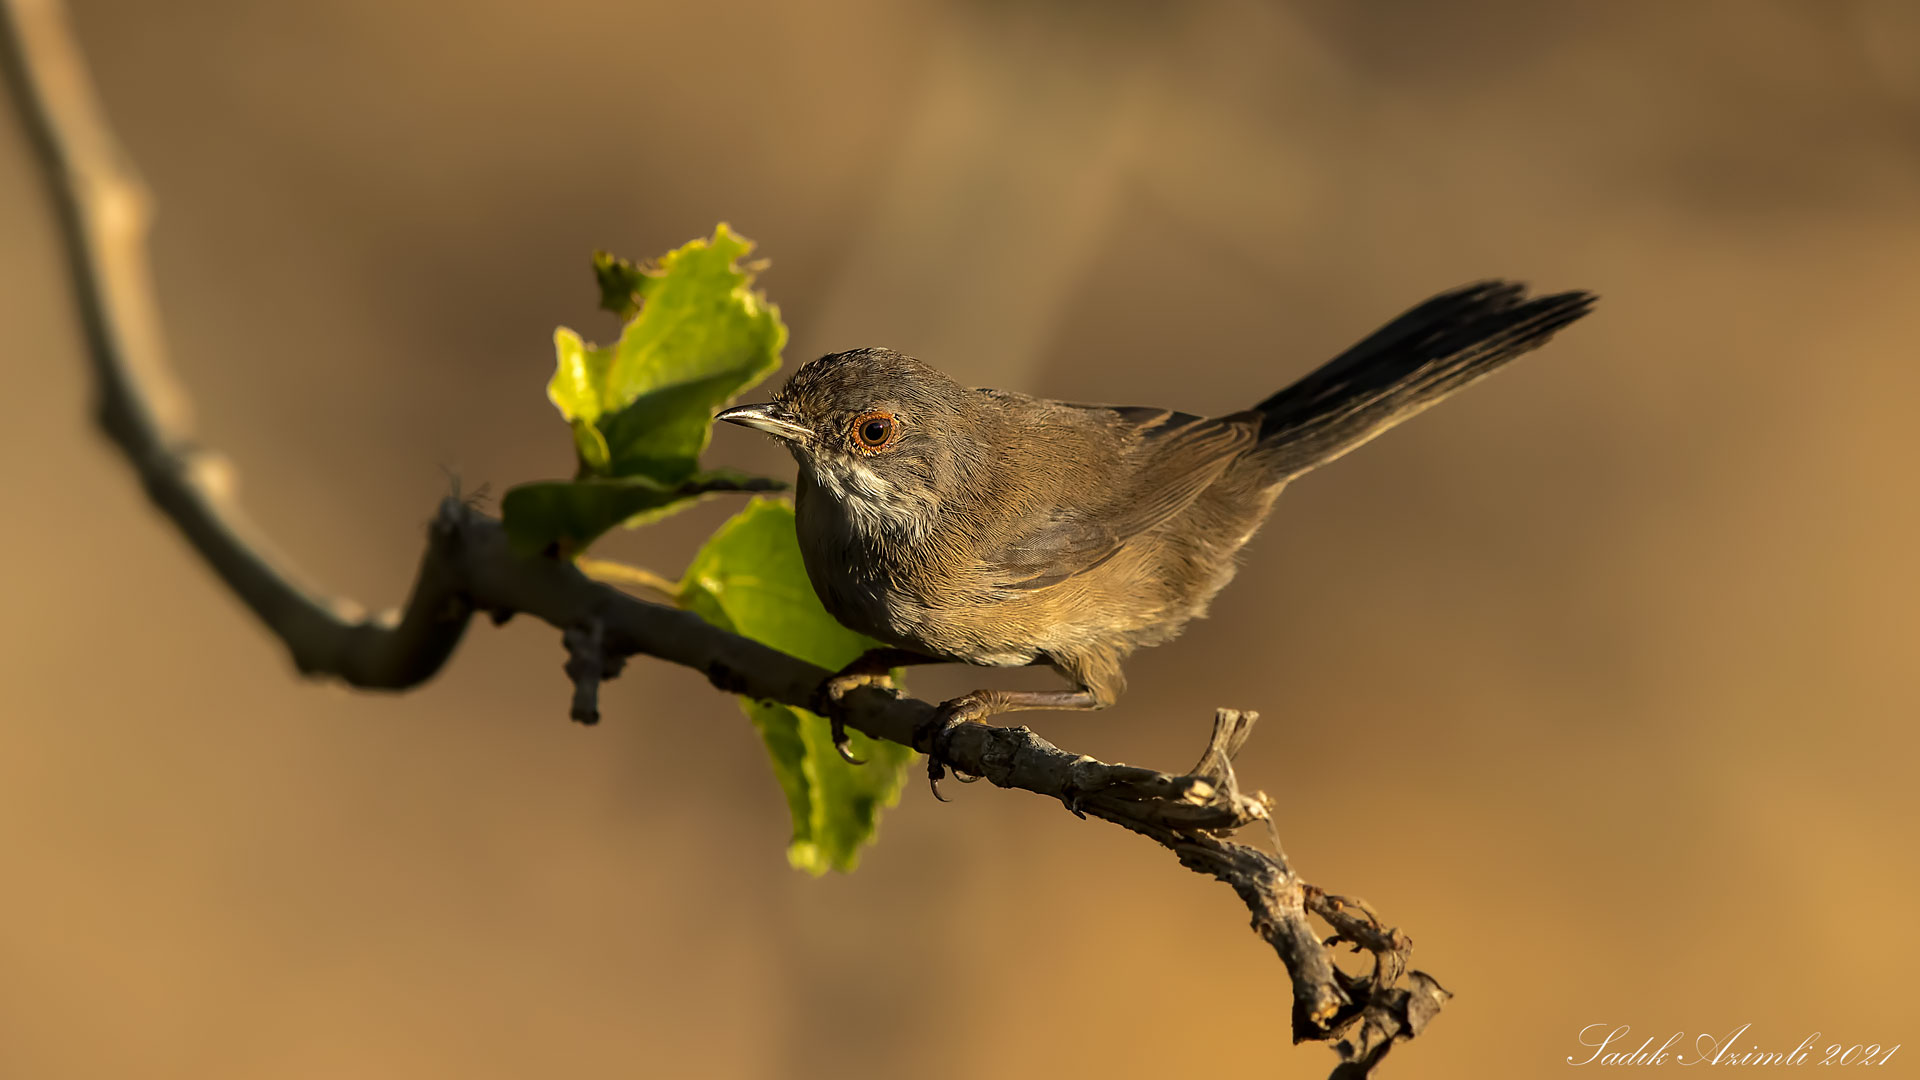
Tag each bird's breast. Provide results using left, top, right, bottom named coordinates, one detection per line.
left=794, top=471, right=1043, bottom=665
left=793, top=473, right=928, bottom=644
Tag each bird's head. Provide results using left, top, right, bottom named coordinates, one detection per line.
left=717, top=348, right=986, bottom=539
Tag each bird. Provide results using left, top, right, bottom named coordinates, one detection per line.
left=718, top=281, right=1594, bottom=788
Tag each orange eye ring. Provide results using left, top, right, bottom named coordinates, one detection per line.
left=850, top=410, right=898, bottom=453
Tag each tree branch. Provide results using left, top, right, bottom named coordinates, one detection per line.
left=0, top=1, right=1444, bottom=1073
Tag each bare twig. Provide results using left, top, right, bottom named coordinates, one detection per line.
left=0, top=0, right=473, bottom=688
left=0, top=2, right=1441, bottom=1073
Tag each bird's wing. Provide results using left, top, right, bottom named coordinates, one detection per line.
left=982, top=405, right=1260, bottom=590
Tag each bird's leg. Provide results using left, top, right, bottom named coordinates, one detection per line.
left=812, top=648, right=946, bottom=765
left=918, top=688, right=1107, bottom=800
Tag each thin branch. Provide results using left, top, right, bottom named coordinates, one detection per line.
left=0, top=2, right=1442, bottom=1073
left=0, top=0, right=472, bottom=687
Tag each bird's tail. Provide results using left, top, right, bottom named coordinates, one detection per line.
left=1251, top=282, right=1595, bottom=479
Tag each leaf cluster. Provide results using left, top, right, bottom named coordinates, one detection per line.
left=502, top=226, right=910, bottom=872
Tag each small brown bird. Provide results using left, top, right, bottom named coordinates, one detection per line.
left=719, top=282, right=1593, bottom=783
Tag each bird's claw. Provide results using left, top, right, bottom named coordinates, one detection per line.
left=828, top=714, right=865, bottom=766
left=916, top=698, right=988, bottom=801
left=812, top=670, right=897, bottom=767
left=1058, top=780, right=1088, bottom=820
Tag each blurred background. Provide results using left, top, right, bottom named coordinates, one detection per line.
left=3, top=0, right=1918, bottom=1076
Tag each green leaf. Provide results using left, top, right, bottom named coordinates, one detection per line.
left=677, top=498, right=916, bottom=874
left=597, top=370, right=763, bottom=481
left=499, top=470, right=785, bottom=557
left=546, top=224, right=786, bottom=484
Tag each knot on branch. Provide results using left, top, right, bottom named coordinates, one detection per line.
left=1180, top=707, right=1267, bottom=832
left=1302, top=883, right=1437, bottom=1075
left=1328, top=971, right=1452, bottom=1078
left=562, top=619, right=625, bottom=724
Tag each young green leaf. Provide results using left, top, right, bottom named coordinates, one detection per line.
left=677, top=498, right=915, bottom=874
left=546, top=223, right=785, bottom=483
left=591, top=250, right=650, bottom=319
left=505, top=225, right=788, bottom=553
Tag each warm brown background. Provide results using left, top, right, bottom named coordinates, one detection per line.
left=3, top=1, right=1917, bottom=1077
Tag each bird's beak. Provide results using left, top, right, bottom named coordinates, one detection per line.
left=716, top=402, right=811, bottom=442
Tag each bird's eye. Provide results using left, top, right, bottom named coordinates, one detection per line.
left=851, top=412, right=897, bottom=452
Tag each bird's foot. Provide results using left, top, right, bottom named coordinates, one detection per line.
left=915, top=694, right=991, bottom=801
left=810, top=669, right=897, bottom=766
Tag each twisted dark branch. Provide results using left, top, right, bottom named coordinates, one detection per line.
left=0, top=1, right=1442, bottom=1073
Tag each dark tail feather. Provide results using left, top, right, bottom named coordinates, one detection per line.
left=1252, top=281, right=1596, bottom=479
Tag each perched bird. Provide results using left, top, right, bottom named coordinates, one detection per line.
left=719, top=282, right=1593, bottom=784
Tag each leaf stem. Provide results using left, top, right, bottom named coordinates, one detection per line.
left=575, top=557, right=680, bottom=603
